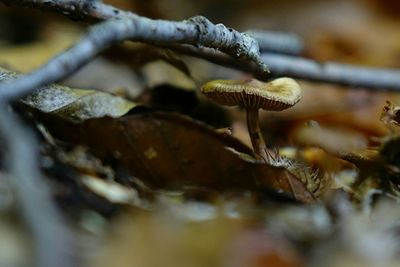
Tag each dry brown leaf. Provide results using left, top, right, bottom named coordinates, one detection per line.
left=30, top=108, right=315, bottom=203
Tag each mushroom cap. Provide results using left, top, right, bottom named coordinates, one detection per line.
left=201, top=78, right=302, bottom=111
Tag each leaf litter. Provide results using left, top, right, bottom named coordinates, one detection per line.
left=2, top=2, right=400, bottom=266
left=5, top=63, right=400, bottom=266
left=12, top=68, right=400, bottom=266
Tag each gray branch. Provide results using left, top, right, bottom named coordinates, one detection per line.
left=0, top=0, right=128, bottom=21
left=0, top=0, right=268, bottom=68
left=0, top=14, right=269, bottom=100
left=172, top=45, right=400, bottom=90
left=246, top=30, right=304, bottom=55
left=263, top=53, right=400, bottom=90
left=0, top=103, right=76, bottom=267
left=0, top=0, right=303, bottom=55
left=168, top=44, right=267, bottom=80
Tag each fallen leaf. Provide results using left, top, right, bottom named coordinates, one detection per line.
left=29, top=108, right=315, bottom=203
left=0, top=67, right=136, bottom=122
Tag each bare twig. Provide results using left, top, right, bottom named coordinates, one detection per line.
left=262, top=53, right=400, bottom=90
left=0, top=14, right=268, bottom=100
left=0, top=0, right=303, bottom=55
left=0, top=0, right=129, bottom=21
left=0, top=103, right=76, bottom=267
left=172, top=45, right=400, bottom=90
left=168, top=44, right=267, bottom=80
left=0, top=0, right=267, bottom=69
left=246, top=30, right=304, bottom=55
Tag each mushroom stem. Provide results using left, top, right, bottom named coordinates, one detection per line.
left=246, top=107, right=267, bottom=159
left=246, top=107, right=277, bottom=163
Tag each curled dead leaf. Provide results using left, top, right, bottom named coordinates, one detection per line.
left=30, top=108, right=315, bottom=203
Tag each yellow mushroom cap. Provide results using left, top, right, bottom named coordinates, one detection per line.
left=201, top=78, right=302, bottom=111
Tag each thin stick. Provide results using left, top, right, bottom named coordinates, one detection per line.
left=0, top=103, right=76, bottom=267
left=246, top=30, right=304, bottom=55
left=263, top=53, right=400, bottom=90
left=0, top=0, right=128, bottom=21
left=173, top=45, right=400, bottom=90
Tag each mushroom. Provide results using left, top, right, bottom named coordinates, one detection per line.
left=201, top=78, right=302, bottom=164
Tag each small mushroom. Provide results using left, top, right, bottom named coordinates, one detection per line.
left=201, top=78, right=302, bottom=164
